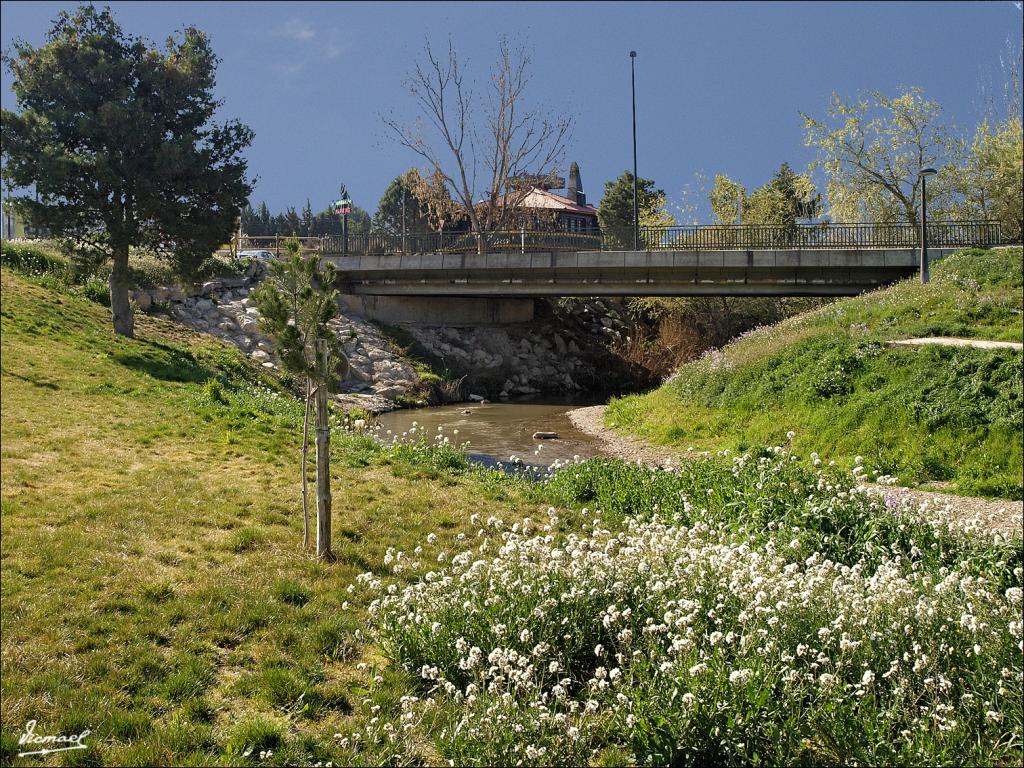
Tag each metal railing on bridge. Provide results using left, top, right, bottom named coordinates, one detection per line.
left=611, top=220, right=1003, bottom=251
left=238, top=220, right=1002, bottom=257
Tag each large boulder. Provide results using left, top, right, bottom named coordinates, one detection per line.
left=202, top=276, right=248, bottom=294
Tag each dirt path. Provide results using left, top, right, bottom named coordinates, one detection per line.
left=887, top=337, right=1023, bottom=351
left=568, top=404, right=1023, bottom=536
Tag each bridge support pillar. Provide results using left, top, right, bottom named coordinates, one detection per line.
left=338, top=295, right=535, bottom=326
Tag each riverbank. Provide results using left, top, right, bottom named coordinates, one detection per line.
left=571, top=403, right=1023, bottom=535
left=602, top=248, right=1024, bottom=500
left=568, top=404, right=685, bottom=466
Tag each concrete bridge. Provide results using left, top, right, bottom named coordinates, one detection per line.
left=315, top=222, right=1000, bottom=324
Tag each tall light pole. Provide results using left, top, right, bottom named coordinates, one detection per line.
left=630, top=50, right=639, bottom=251
left=918, top=167, right=937, bottom=284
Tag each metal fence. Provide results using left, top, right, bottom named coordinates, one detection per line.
left=239, top=220, right=1002, bottom=257
left=600, top=221, right=1003, bottom=251
left=318, top=229, right=604, bottom=256
left=236, top=235, right=323, bottom=255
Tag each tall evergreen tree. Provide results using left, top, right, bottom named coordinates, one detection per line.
left=743, top=163, right=820, bottom=226
left=301, top=199, right=314, bottom=236
left=258, top=202, right=272, bottom=235
left=597, top=171, right=671, bottom=249
left=282, top=207, right=301, bottom=235
left=0, top=5, right=253, bottom=337
left=373, top=172, right=432, bottom=235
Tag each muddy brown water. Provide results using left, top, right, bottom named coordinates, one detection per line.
left=373, top=396, right=610, bottom=466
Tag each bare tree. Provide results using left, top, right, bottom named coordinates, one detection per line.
left=383, top=38, right=572, bottom=248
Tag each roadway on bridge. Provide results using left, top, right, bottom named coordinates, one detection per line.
left=325, top=247, right=957, bottom=298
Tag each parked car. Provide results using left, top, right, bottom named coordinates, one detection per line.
left=238, top=249, right=275, bottom=261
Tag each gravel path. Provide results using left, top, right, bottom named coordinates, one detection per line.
left=859, top=484, right=1022, bottom=537
left=568, top=405, right=690, bottom=467
left=568, top=405, right=1023, bottom=536
left=887, top=337, right=1023, bottom=351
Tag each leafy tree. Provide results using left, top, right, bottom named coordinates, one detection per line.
left=598, top=171, right=674, bottom=249
left=802, top=87, right=958, bottom=225
left=404, top=167, right=467, bottom=231
left=709, top=174, right=746, bottom=225
left=373, top=171, right=433, bottom=235
left=0, top=5, right=253, bottom=337
left=934, top=118, right=1023, bottom=242
left=251, top=240, right=346, bottom=559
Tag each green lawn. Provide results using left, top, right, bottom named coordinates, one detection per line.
left=2, top=264, right=1021, bottom=766
left=0, top=268, right=545, bottom=766
left=607, top=248, right=1024, bottom=499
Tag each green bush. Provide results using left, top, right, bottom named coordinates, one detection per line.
left=1, top=240, right=68, bottom=277
left=77, top=275, right=111, bottom=306
left=197, top=255, right=250, bottom=280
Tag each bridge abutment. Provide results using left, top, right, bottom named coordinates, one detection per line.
left=337, top=295, right=536, bottom=326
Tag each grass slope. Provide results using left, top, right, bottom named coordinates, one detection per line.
left=0, top=268, right=542, bottom=766
left=607, top=248, right=1024, bottom=499
left=1, top=266, right=1021, bottom=766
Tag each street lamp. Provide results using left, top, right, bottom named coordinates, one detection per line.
left=630, top=50, right=638, bottom=251
left=918, top=167, right=937, bottom=284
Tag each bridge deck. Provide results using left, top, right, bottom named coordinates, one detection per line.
left=325, top=247, right=957, bottom=298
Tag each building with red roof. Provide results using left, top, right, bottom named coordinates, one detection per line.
left=479, top=162, right=599, bottom=232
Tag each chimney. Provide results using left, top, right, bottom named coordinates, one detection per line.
left=567, top=161, right=585, bottom=205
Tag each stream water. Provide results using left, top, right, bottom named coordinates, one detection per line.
left=372, top=394, right=613, bottom=466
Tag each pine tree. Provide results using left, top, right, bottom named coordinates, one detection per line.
left=1, top=5, right=253, bottom=336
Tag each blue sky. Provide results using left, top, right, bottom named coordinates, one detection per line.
left=2, top=1, right=1021, bottom=221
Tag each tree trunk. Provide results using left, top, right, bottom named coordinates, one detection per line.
left=109, top=242, right=134, bottom=338
left=315, top=341, right=333, bottom=561
left=301, top=378, right=312, bottom=551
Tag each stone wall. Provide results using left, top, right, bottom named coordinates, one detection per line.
left=401, top=299, right=645, bottom=399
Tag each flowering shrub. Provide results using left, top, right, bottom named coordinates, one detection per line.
left=544, top=448, right=1022, bottom=587
left=358, top=446, right=1023, bottom=766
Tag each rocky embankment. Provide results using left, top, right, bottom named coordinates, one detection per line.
left=134, top=269, right=416, bottom=411
left=403, top=299, right=647, bottom=399
left=139, top=270, right=648, bottom=410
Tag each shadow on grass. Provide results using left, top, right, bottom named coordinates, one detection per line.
left=112, top=340, right=214, bottom=383
left=1, top=367, right=60, bottom=389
